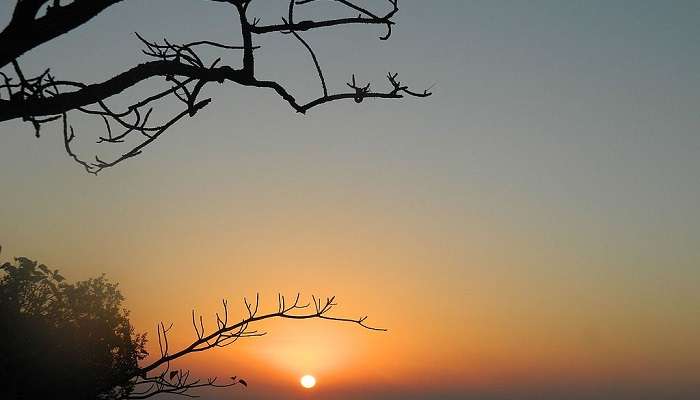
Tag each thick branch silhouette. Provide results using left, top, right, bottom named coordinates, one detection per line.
left=0, top=0, right=122, bottom=68
left=0, top=0, right=430, bottom=174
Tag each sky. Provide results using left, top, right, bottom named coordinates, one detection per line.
left=1, top=1, right=700, bottom=399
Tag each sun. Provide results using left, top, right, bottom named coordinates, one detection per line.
left=300, top=374, right=316, bottom=389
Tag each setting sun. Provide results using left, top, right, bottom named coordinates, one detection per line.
left=300, top=374, right=316, bottom=389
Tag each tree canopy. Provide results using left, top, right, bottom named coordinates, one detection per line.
left=0, top=256, right=147, bottom=400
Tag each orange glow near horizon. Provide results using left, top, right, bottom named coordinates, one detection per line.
left=3, top=208, right=699, bottom=399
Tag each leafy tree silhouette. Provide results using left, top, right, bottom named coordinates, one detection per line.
left=0, top=256, right=147, bottom=400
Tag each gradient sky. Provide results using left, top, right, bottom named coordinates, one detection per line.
left=1, top=1, right=699, bottom=399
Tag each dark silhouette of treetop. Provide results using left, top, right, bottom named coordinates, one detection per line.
left=0, top=256, right=148, bottom=400
left=0, top=0, right=431, bottom=173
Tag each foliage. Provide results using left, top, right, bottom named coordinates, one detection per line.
left=0, top=256, right=148, bottom=400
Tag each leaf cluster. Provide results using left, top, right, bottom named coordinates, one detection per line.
left=0, top=257, right=148, bottom=400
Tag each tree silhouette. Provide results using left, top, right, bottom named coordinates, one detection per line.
left=0, top=254, right=384, bottom=399
left=0, top=256, right=147, bottom=400
left=0, top=0, right=431, bottom=173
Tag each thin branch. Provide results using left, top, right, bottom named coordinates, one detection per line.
left=139, top=294, right=384, bottom=377
left=282, top=5, right=328, bottom=97
left=126, top=294, right=382, bottom=399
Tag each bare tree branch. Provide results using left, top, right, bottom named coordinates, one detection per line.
left=126, top=294, right=384, bottom=399
left=1, top=0, right=431, bottom=173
